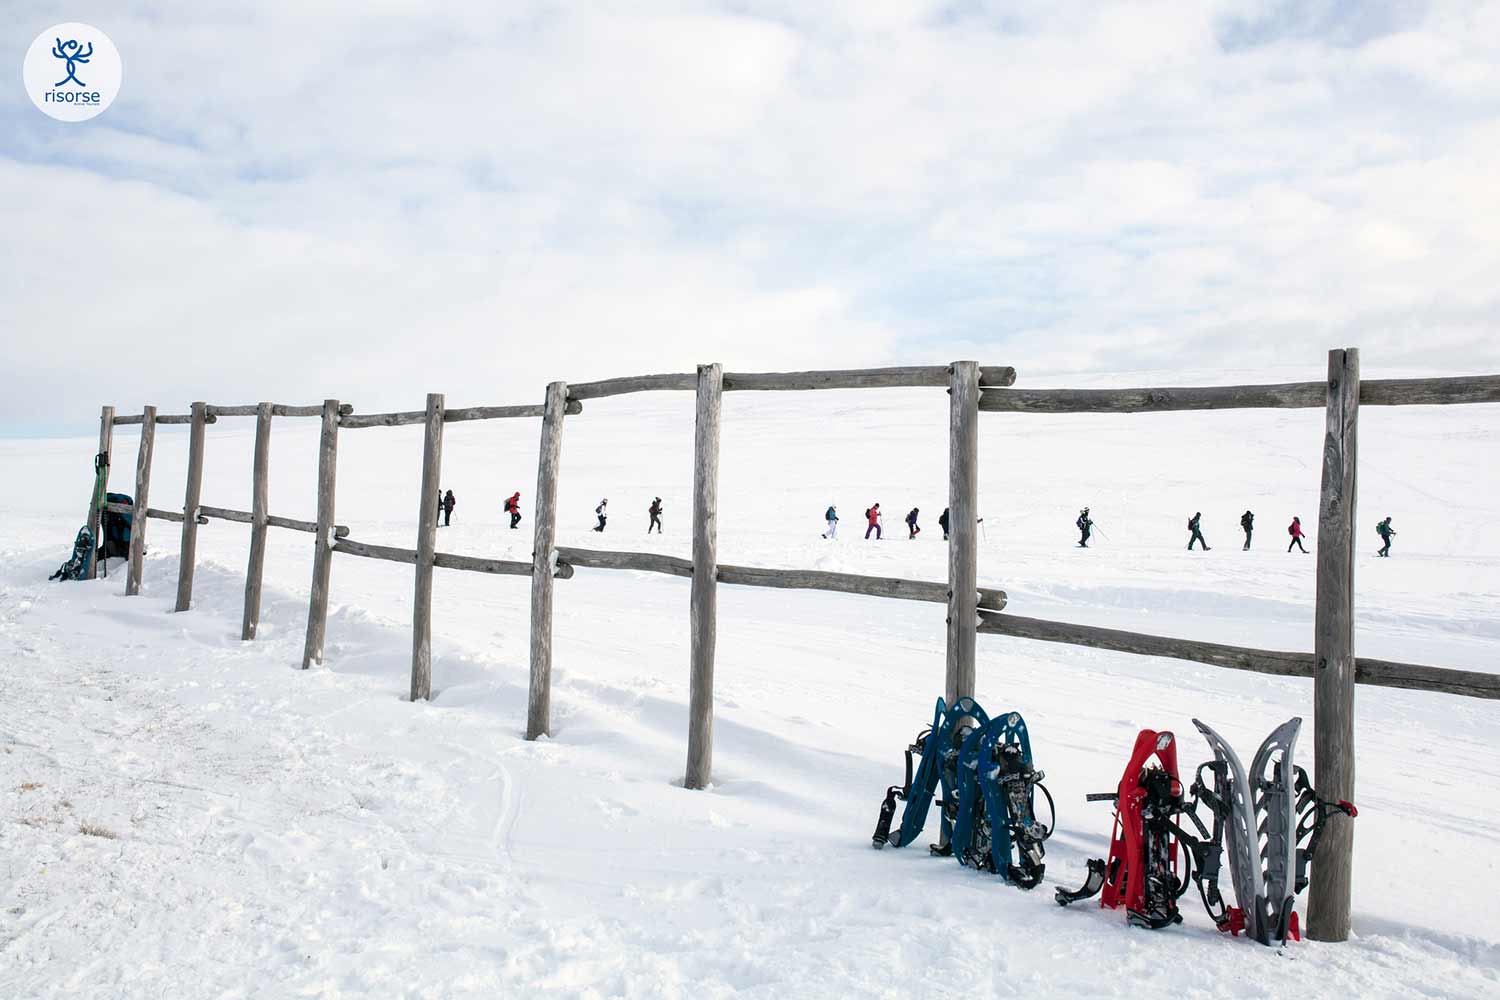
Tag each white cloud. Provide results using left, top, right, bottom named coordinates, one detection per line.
left=3, top=1, right=1499, bottom=432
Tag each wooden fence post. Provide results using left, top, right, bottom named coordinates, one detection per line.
left=527, top=381, right=569, bottom=739
left=86, top=406, right=115, bottom=579
left=241, top=403, right=273, bottom=640
left=685, top=362, right=723, bottom=789
left=125, top=406, right=155, bottom=596
left=173, top=402, right=207, bottom=610
left=411, top=393, right=445, bottom=701
left=1310, top=347, right=1359, bottom=942
left=302, top=399, right=341, bottom=668
left=946, top=361, right=980, bottom=704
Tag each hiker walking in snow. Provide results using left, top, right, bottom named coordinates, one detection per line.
left=865, top=503, right=882, bottom=540
left=1241, top=510, right=1254, bottom=550
left=906, top=507, right=921, bottom=539
left=1187, top=512, right=1210, bottom=551
left=436, top=489, right=444, bottom=525
left=822, top=505, right=838, bottom=539
left=442, top=490, right=456, bottom=527
left=1288, top=516, right=1308, bottom=553
left=1076, top=507, right=1092, bottom=548
left=593, top=499, right=608, bottom=532
left=648, top=497, right=664, bottom=534
left=1376, top=516, right=1396, bottom=557
left=939, top=507, right=951, bottom=541
left=505, top=491, right=522, bottom=530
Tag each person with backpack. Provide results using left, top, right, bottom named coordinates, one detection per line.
left=905, top=507, right=921, bottom=539
left=647, top=497, right=664, bottom=534
left=1076, top=507, right=1092, bottom=547
left=865, top=503, right=882, bottom=540
left=1376, top=516, right=1396, bottom=557
left=593, top=498, right=608, bottom=532
left=442, top=490, right=456, bottom=527
left=822, top=505, right=838, bottom=539
left=939, top=507, right=951, bottom=541
left=1288, top=516, right=1307, bottom=553
left=505, top=491, right=522, bottom=529
left=1240, top=510, right=1254, bottom=550
left=1187, top=512, right=1210, bottom=551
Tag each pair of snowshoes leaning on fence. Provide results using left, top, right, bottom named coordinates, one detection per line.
left=871, top=698, right=1356, bottom=947
left=871, top=697, right=1055, bottom=889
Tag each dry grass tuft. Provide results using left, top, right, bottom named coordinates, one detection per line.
left=78, top=822, right=118, bottom=839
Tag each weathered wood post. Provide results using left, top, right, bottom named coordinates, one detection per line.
left=946, top=361, right=980, bottom=704
left=173, top=402, right=208, bottom=610
left=527, top=381, right=569, bottom=739
left=125, top=406, right=155, bottom=596
left=685, top=363, right=723, bottom=789
left=241, top=403, right=273, bottom=640
left=411, top=393, right=445, bottom=701
left=301, top=399, right=341, bottom=668
left=1310, top=347, right=1359, bottom=942
left=85, top=406, right=115, bottom=579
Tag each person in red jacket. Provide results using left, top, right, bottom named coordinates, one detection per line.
left=504, top=491, right=522, bottom=529
left=1287, top=515, right=1307, bottom=553
left=865, top=503, right=882, bottom=540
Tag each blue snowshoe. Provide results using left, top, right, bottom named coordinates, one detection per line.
left=49, top=527, right=95, bottom=582
left=952, top=711, right=1053, bottom=887
left=872, top=696, right=990, bottom=852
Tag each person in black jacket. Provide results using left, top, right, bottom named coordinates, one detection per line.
left=593, top=498, right=608, bottom=532
left=1376, top=516, right=1396, bottom=557
left=905, top=507, right=921, bottom=539
left=1240, top=510, right=1254, bottom=550
left=1076, top=507, right=1092, bottom=547
left=442, top=490, right=456, bottom=527
left=648, top=497, right=663, bottom=534
left=1187, top=512, right=1210, bottom=551
left=938, top=507, right=950, bottom=541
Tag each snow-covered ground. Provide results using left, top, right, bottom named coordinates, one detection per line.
left=3, top=368, right=1498, bottom=998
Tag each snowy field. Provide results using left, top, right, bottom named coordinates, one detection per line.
left=3, top=367, right=1499, bottom=999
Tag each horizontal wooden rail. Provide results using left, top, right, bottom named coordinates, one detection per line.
left=265, top=514, right=350, bottom=538
left=716, top=564, right=1007, bottom=609
left=194, top=505, right=351, bottom=538
left=114, top=412, right=217, bottom=426
left=976, top=611, right=1500, bottom=700
left=723, top=366, right=1017, bottom=391
left=555, top=547, right=1006, bottom=609
left=205, top=403, right=355, bottom=418
left=1358, top=375, right=1500, bottom=406
left=567, top=374, right=698, bottom=401
left=340, top=400, right=581, bottom=428
left=979, top=375, right=1500, bottom=414
left=199, top=504, right=254, bottom=524
left=566, top=365, right=1018, bottom=401
left=557, top=546, right=694, bottom=577
left=333, top=538, right=571, bottom=577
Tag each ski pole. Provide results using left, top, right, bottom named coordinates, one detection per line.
left=978, top=517, right=988, bottom=542
left=1092, top=520, right=1110, bottom=542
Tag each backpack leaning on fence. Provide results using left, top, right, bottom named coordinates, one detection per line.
left=101, top=492, right=134, bottom=560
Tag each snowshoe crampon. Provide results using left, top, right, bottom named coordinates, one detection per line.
left=1190, top=718, right=1356, bottom=946
left=1055, top=729, right=1188, bottom=928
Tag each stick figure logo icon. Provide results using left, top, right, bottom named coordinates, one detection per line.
left=23, top=23, right=122, bottom=122
left=52, top=38, right=93, bottom=87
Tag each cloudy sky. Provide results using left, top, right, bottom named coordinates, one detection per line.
left=3, top=1, right=1498, bottom=434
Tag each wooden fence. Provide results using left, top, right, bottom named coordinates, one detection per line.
left=90, top=352, right=1500, bottom=943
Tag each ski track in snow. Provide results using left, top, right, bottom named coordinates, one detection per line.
left=2, top=384, right=1499, bottom=998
